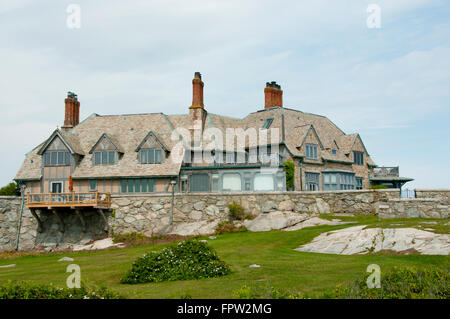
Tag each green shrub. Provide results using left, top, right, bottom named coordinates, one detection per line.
left=121, top=240, right=230, bottom=284
left=283, top=161, right=295, bottom=190
left=324, top=266, right=449, bottom=299
left=371, top=185, right=388, bottom=189
left=233, top=284, right=300, bottom=299
left=215, top=221, right=247, bottom=235
left=228, top=202, right=244, bottom=220
left=113, top=232, right=147, bottom=244
left=0, top=281, right=123, bottom=299
left=0, top=182, right=20, bottom=196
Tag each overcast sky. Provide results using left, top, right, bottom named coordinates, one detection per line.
left=0, top=0, right=449, bottom=189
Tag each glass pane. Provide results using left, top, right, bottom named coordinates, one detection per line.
left=89, top=180, right=97, bottom=190
left=51, top=152, right=57, bottom=165
left=58, top=152, right=64, bottom=165
left=330, top=174, right=337, bottom=183
left=95, top=152, right=101, bottom=165
left=222, top=173, right=242, bottom=191
left=128, top=180, right=134, bottom=193
left=155, top=149, right=161, bottom=163
left=102, top=151, right=107, bottom=164
left=65, top=152, right=70, bottom=165
left=44, top=153, right=50, bottom=166
left=141, top=150, right=147, bottom=163
left=190, top=174, right=209, bottom=192
left=149, top=149, right=154, bottom=163
left=149, top=179, right=155, bottom=192
left=108, top=151, right=115, bottom=164
left=135, top=180, right=141, bottom=193
left=121, top=180, right=127, bottom=193
left=142, top=179, right=148, bottom=192
left=254, top=173, right=274, bottom=191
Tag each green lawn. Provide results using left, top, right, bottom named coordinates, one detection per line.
left=0, top=217, right=449, bottom=298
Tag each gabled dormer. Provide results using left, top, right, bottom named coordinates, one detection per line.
left=135, top=131, right=169, bottom=164
left=89, top=133, right=123, bottom=165
left=37, top=129, right=83, bottom=166
left=296, top=125, right=324, bottom=161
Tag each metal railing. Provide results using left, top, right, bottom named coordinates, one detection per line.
left=373, top=166, right=399, bottom=177
left=26, top=191, right=111, bottom=208
left=400, top=188, right=416, bottom=198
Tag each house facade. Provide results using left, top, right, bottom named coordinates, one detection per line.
left=14, top=72, right=412, bottom=196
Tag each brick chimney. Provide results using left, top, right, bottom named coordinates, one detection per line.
left=62, top=91, right=80, bottom=131
left=264, top=81, right=283, bottom=109
left=189, top=72, right=207, bottom=148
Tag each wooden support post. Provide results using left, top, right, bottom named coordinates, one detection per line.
left=97, top=209, right=109, bottom=232
left=30, top=209, right=44, bottom=233
left=52, top=209, right=65, bottom=233
left=75, top=209, right=87, bottom=233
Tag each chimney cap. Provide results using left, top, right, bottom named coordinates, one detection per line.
left=266, top=81, right=281, bottom=90
left=67, top=91, right=78, bottom=99
left=194, top=72, right=202, bottom=80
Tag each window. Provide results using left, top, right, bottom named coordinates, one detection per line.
left=89, top=180, right=97, bottom=191
left=262, top=118, right=273, bottom=129
left=323, top=172, right=355, bottom=190
left=305, top=172, right=320, bottom=191
left=222, top=173, right=242, bottom=192
left=305, top=144, right=318, bottom=160
left=211, top=174, right=219, bottom=192
left=190, top=174, right=209, bottom=192
left=140, top=148, right=163, bottom=164
left=332, top=149, right=337, bottom=156
left=356, top=177, right=363, bottom=190
left=353, top=151, right=364, bottom=165
left=244, top=173, right=252, bottom=191
left=44, top=151, right=70, bottom=166
left=254, top=173, right=274, bottom=191
left=94, top=151, right=116, bottom=165
left=121, top=179, right=154, bottom=193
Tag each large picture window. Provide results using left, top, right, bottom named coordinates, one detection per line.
left=222, top=173, right=242, bottom=192
left=254, top=173, right=274, bottom=191
left=190, top=174, right=210, bottom=192
left=323, top=172, right=355, bottom=190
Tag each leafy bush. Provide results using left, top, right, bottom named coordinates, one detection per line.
left=121, top=240, right=230, bottom=284
left=233, top=284, right=300, bottom=299
left=371, top=185, right=388, bottom=189
left=324, top=266, right=449, bottom=299
left=0, top=182, right=20, bottom=196
left=228, top=202, right=244, bottom=220
left=283, top=160, right=295, bottom=190
left=0, top=281, right=123, bottom=299
left=215, top=221, right=247, bottom=235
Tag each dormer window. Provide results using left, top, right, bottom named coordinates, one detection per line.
left=332, top=149, right=337, bottom=156
left=262, top=118, right=273, bottom=129
left=140, top=148, right=162, bottom=164
left=305, top=143, right=318, bottom=160
left=44, top=151, right=70, bottom=166
left=94, top=150, right=116, bottom=165
left=353, top=151, right=364, bottom=165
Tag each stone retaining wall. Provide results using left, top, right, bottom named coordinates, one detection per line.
left=2, top=188, right=448, bottom=252
left=415, top=189, right=450, bottom=205
left=377, top=198, right=449, bottom=219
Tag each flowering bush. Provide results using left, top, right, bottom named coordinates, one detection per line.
left=0, top=281, right=123, bottom=299
left=121, top=240, right=230, bottom=284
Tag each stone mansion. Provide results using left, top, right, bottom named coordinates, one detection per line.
left=14, top=72, right=412, bottom=196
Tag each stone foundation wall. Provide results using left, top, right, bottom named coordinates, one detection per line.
left=415, top=189, right=450, bottom=205
left=377, top=198, right=449, bottom=219
left=3, top=188, right=447, bottom=252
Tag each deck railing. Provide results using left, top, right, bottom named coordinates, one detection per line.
left=373, top=166, right=399, bottom=177
left=26, top=191, right=111, bottom=208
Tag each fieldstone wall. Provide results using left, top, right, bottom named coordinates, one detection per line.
left=377, top=198, right=449, bottom=219
left=415, top=189, right=450, bottom=205
left=0, top=196, right=111, bottom=252
left=2, top=188, right=447, bottom=252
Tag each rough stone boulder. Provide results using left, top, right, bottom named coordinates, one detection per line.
left=243, top=211, right=310, bottom=232
left=166, top=220, right=221, bottom=236
left=283, top=217, right=354, bottom=231
left=71, top=238, right=125, bottom=251
left=295, top=226, right=450, bottom=255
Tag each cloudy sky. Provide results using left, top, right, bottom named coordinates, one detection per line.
left=0, top=0, right=449, bottom=189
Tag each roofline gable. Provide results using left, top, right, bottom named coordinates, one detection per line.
left=88, top=133, right=122, bottom=154
left=135, top=131, right=169, bottom=152
left=298, top=125, right=324, bottom=150
left=37, top=129, right=77, bottom=155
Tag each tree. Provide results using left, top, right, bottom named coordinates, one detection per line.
left=283, top=160, right=295, bottom=191
left=0, top=182, right=20, bottom=196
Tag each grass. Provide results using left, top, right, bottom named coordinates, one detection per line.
left=0, top=217, right=448, bottom=299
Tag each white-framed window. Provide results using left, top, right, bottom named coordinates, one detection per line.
left=305, top=144, right=318, bottom=160
left=305, top=172, right=320, bottom=191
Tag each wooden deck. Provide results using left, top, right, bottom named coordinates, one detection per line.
left=26, top=191, right=111, bottom=209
